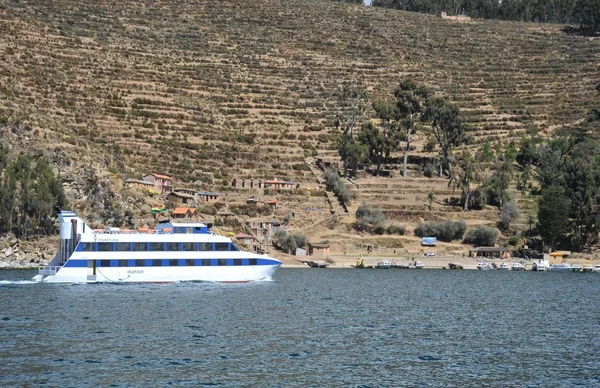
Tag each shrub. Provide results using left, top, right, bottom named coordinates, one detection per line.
left=386, top=224, right=406, bottom=235
left=464, top=226, right=498, bottom=246
left=414, top=219, right=466, bottom=242
left=274, top=230, right=306, bottom=253
left=323, top=168, right=354, bottom=205
left=355, top=203, right=385, bottom=232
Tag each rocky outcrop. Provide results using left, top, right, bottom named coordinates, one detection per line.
left=0, top=234, right=52, bottom=268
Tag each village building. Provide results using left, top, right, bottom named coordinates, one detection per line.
left=166, top=191, right=195, bottom=206
left=125, top=179, right=154, bottom=190
left=231, top=178, right=264, bottom=190
left=235, top=232, right=256, bottom=246
left=469, top=246, right=510, bottom=259
left=307, top=242, right=331, bottom=257
left=172, top=207, right=197, bottom=219
left=196, top=191, right=219, bottom=203
left=173, top=188, right=196, bottom=196
left=143, top=173, right=173, bottom=194
left=264, top=178, right=295, bottom=190
left=267, top=199, right=283, bottom=210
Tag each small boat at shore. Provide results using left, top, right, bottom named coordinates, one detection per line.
left=582, top=264, right=593, bottom=272
left=414, top=261, right=424, bottom=269
left=376, top=260, right=392, bottom=269
left=570, top=263, right=581, bottom=272
left=447, top=263, right=463, bottom=269
left=499, top=262, right=509, bottom=270
left=477, top=262, right=490, bottom=270
left=550, top=263, right=571, bottom=272
left=595, top=264, right=600, bottom=273
left=511, top=262, right=526, bottom=271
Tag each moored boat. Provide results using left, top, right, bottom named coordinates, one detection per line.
left=594, top=264, right=600, bottom=273
left=376, top=260, right=392, bottom=269
left=33, top=211, right=281, bottom=284
left=476, top=262, right=490, bottom=270
left=582, top=264, right=593, bottom=272
left=499, top=262, right=509, bottom=270
left=570, top=263, right=581, bottom=272
left=511, top=262, right=526, bottom=271
left=550, top=263, right=571, bottom=272
left=414, top=261, right=424, bottom=269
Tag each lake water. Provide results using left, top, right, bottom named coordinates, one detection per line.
left=1, top=268, right=599, bottom=387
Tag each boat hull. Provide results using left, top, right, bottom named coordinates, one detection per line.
left=35, top=263, right=280, bottom=284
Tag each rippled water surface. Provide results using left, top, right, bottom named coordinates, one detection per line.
left=1, top=268, right=600, bottom=387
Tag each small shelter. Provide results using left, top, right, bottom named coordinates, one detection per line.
left=267, top=199, right=283, bottom=209
left=235, top=232, right=256, bottom=246
left=469, top=246, right=509, bottom=259
left=307, top=242, right=331, bottom=257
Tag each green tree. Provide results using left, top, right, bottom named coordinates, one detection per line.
left=537, top=185, right=570, bottom=251
left=335, top=86, right=368, bottom=177
left=394, top=79, right=429, bottom=178
left=453, top=150, right=482, bottom=211
left=423, top=96, right=464, bottom=180
left=360, top=100, right=401, bottom=175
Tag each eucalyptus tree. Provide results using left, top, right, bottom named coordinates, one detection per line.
left=537, top=185, right=570, bottom=251
left=394, top=79, right=429, bottom=178
left=423, top=96, right=463, bottom=180
left=335, top=86, right=368, bottom=177
left=359, top=100, right=401, bottom=176
left=452, top=149, right=482, bottom=211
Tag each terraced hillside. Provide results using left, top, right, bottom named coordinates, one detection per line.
left=0, top=0, right=599, bottom=256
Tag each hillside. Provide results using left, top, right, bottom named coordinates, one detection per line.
left=1, top=0, right=599, bottom=262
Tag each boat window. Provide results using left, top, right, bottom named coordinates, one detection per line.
left=233, top=259, right=242, bottom=266
left=230, top=244, right=240, bottom=252
left=167, top=242, right=180, bottom=251
left=196, top=259, right=206, bottom=266
left=97, top=242, right=113, bottom=252
left=174, top=227, right=183, bottom=233
left=215, top=243, right=228, bottom=251
left=169, top=259, right=178, bottom=267
left=185, top=259, right=195, bottom=266
left=100, top=260, right=110, bottom=267
left=194, top=227, right=203, bottom=233
left=249, top=258, right=257, bottom=266
left=135, top=259, right=145, bottom=267
left=182, top=242, right=196, bottom=251
left=133, top=242, right=148, bottom=251
left=149, top=242, right=164, bottom=251
left=81, top=242, right=93, bottom=251
left=199, top=243, right=212, bottom=251
left=118, top=260, right=128, bottom=267
left=218, top=259, right=227, bottom=266
left=116, top=242, right=131, bottom=251
left=152, top=259, right=162, bottom=267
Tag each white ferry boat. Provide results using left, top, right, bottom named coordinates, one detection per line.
left=32, top=211, right=281, bottom=284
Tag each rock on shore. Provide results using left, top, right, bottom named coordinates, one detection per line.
left=0, top=234, right=51, bottom=268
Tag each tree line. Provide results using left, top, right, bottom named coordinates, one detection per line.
left=371, top=0, right=600, bottom=33
left=0, top=146, right=66, bottom=238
